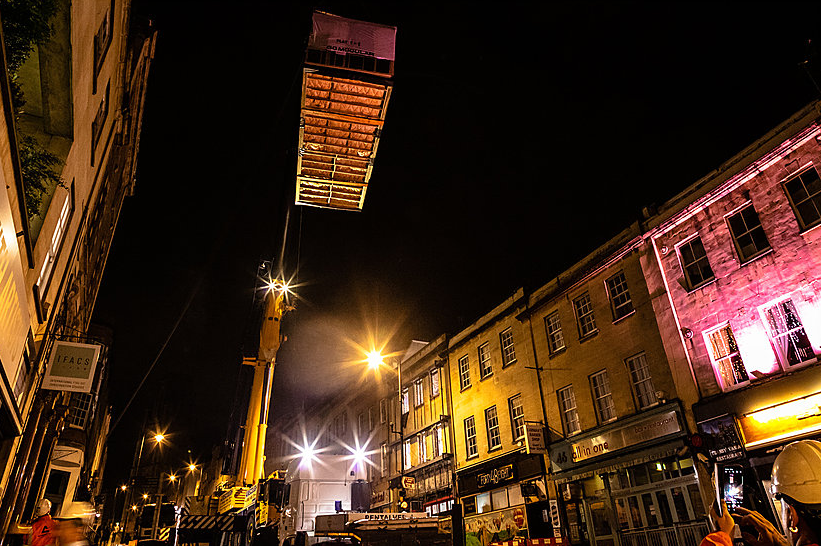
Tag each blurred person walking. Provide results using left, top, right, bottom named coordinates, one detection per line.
left=27, top=499, right=56, bottom=546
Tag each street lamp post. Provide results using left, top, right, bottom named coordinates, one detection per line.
left=367, top=351, right=406, bottom=508
left=122, top=431, right=166, bottom=539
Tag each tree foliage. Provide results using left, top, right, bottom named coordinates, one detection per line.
left=0, top=0, right=62, bottom=218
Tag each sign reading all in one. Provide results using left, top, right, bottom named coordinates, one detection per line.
left=42, top=341, right=101, bottom=393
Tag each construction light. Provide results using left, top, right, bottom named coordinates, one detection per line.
left=299, top=444, right=316, bottom=469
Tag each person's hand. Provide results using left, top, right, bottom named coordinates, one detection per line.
left=711, top=500, right=736, bottom=535
left=734, top=507, right=789, bottom=546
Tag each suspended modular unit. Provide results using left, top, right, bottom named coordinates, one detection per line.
left=295, top=11, right=395, bottom=211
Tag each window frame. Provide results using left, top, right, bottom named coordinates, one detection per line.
left=782, top=165, right=821, bottom=231
left=605, top=270, right=634, bottom=321
left=590, top=369, right=617, bottom=424
left=458, top=354, right=471, bottom=390
left=758, top=296, right=817, bottom=369
left=379, top=398, right=388, bottom=423
left=414, top=378, right=424, bottom=408
left=508, top=394, right=525, bottom=442
left=545, top=311, right=565, bottom=354
left=401, top=387, right=409, bottom=415
left=430, top=367, right=440, bottom=398
left=725, top=203, right=771, bottom=263
left=676, top=235, right=716, bottom=290
left=703, top=322, right=750, bottom=391
left=478, top=342, right=493, bottom=379
left=485, top=405, right=501, bottom=451
left=35, top=184, right=75, bottom=306
left=464, top=416, right=478, bottom=459
left=557, top=385, right=581, bottom=436
left=573, top=292, right=598, bottom=338
left=500, top=328, right=517, bottom=367
left=625, top=352, right=658, bottom=410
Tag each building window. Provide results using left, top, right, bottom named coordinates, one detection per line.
left=379, top=398, right=388, bottom=423
left=458, top=355, right=471, bottom=390
left=485, top=406, right=501, bottom=450
left=678, top=236, right=715, bottom=289
left=478, top=342, right=492, bottom=378
left=705, top=323, right=749, bottom=390
left=590, top=370, right=616, bottom=423
left=558, top=386, right=580, bottom=435
left=91, top=82, right=110, bottom=162
left=414, top=378, right=424, bottom=407
left=418, top=434, right=427, bottom=463
left=334, top=412, right=347, bottom=436
left=36, top=186, right=74, bottom=301
left=403, top=440, right=411, bottom=470
left=783, top=166, right=821, bottom=230
left=430, top=368, right=440, bottom=398
left=358, top=412, right=366, bottom=436
left=760, top=298, right=816, bottom=367
left=464, top=416, right=478, bottom=458
left=626, top=353, right=658, bottom=409
left=92, top=6, right=113, bottom=89
left=545, top=311, right=565, bottom=353
left=727, top=204, right=770, bottom=262
left=509, top=394, right=525, bottom=442
left=606, top=271, right=634, bottom=320
left=368, top=406, right=375, bottom=430
left=500, top=328, right=516, bottom=366
left=380, top=443, right=388, bottom=477
left=67, top=392, right=92, bottom=428
left=431, top=426, right=442, bottom=458
left=574, top=292, right=597, bottom=337
left=401, top=387, right=409, bottom=415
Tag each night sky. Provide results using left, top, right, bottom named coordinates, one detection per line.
left=92, top=1, right=821, bottom=488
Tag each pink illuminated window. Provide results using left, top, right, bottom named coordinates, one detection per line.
left=783, top=167, right=821, bottom=231
left=760, top=299, right=816, bottom=367
left=705, top=324, right=749, bottom=389
left=727, top=205, right=770, bottom=262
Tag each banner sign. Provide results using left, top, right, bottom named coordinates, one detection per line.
left=698, top=414, right=745, bottom=461
left=42, top=341, right=101, bottom=393
left=550, top=411, right=681, bottom=469
left=310, top=12, right=397, bottom=61
left=525, top=422, right=547, bottom=454
left=477, top=464, right=514, bottom=488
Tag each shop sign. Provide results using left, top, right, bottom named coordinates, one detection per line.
left=401, top=476, right=416, bottom=489
left=464, top=506, right=526, bottom=544
left=550, top=411, right=681, bottom=468
left=309, top=11, right=397, bottom=61
left=371, top=488, right=388, bottom=505
left=525, top=422, right=547, bottom=454
left=738, top=392, right=821, bottom=449
left=477, top=464, right=514, bottom=488
left=42, top=341, right=101, bottom=393
left=697, top=414, right=745, bottom=461
left=549, top=499, right=561, bottom=529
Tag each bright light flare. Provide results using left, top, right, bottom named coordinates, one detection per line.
left=188, top=463, right=197, bottom=472
left=120, top=485, right=127, bottom=491
left=298, top=443, right=317, bottom=469
left=153, top=433, right=166, bottom=443
left=131, top=505, right=138, bottom=511
left=168, top=474, right=177, bottom=482
left=366, top=350, right=384, bottom=370
left=142, top=494, right=148, bottom=500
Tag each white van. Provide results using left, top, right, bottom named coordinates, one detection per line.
left=278, top=455, right=367, bottom=546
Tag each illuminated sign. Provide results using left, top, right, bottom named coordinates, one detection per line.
left=551, top=411, right=682, bottom=468
left=525, top=422, right=547, bottom=454
left=477, top=464, right=514, bottom=487
left=42, top=341, right=101, bottom=393
left=739, top=391, right=821, bottom=448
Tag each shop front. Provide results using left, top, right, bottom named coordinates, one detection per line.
left=695, top=365, right=821, bottom=534
left=549, top=403, right=706, bottom=546
left=457, top=451, right=550, bottom=546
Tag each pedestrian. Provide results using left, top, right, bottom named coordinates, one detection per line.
left=28, top=499, right=56, bottom=546
left=701, top=439, right=821, bottom=546
left=54, top=502, right=95, bottom=546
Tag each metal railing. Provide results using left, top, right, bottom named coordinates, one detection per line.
left=620, top=521, right=709, bottom=546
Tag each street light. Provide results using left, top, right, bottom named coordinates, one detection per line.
left=123, top=431, right=167, bottom=540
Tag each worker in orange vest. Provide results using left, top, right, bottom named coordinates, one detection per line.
left=28, top=499, right=56, bottom=546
